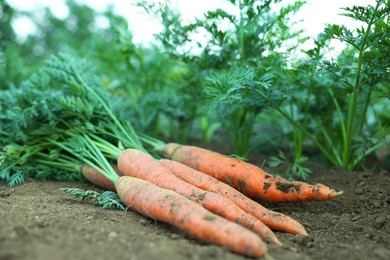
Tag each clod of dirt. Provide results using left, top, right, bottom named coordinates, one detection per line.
left=354, top=187, right=364, bottom=195
left=108, top=231, right=118, bottom=241
left=374, top=216, right=387, bottom=229
left=170, top=234, right=179, bottom=240
left=292, top=235, right=315, bottom=247
left=374, top=248, right=390, bottom=260
left=8, top=228, right=23, bottom=240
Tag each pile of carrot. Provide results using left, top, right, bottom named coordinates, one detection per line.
left=81, top=143, right=343, bottom=257
left=82, top=163, right=267, bottom=256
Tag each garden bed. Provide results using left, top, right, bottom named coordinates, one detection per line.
left=1, top=167, right=389, bottom=260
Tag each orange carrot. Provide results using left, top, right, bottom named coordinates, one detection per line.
left=117, top=148, right=281, bottom=245
left=115, top=175, right=266, bottom=257
left=163, top=143, right=343, bottom=203
left=81, top=164, right=122, bottom=191
left=160, top=159, right=308, bottom=235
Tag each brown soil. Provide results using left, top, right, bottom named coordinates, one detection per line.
left=1, top=167, right=389, bottom=260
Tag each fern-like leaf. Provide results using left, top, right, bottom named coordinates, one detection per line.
left=62, top=188, right=125, bottom=210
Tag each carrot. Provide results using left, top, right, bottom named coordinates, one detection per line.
left=163, top=143, right=343, bottom=203
left=160, top=159, right=308, bottom=235
left=117, top=148, right=281, bottom=245
left=115, top=175, right=266, bottom=257
left=81, top=164, right=122, bottom=191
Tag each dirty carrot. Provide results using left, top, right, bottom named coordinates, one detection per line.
left=81, top=164, right=122, bottom=191
left=117, top=148, right=281, bottom=245
left=163, top=143, right=343, bottom=203
left=116, top=175, right=266, bottom=257
left=160, top=159, right=308, bottom=235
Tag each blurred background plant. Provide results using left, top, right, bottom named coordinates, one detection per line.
left=140, top=0, right=307, bottom=158
left=1, top=0, right=195, bottom=143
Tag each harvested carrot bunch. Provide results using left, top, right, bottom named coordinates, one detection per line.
left=118, top=148, right=281, bottom=245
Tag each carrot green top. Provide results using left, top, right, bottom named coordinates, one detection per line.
left=0, top=54, right=149, bottom=186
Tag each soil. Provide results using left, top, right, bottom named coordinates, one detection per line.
left=1, top=166, right=390, bottom=260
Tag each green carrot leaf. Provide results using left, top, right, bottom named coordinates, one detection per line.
left=62, top=188, right=126, bottom=210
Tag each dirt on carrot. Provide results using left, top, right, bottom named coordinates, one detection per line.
left=274, top=182, right=300, bottom=193
left=1, top=166, right=389, bottom=260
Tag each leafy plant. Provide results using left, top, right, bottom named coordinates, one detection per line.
left=321, top=0, right=390, bottom=166
left=203, top=67, right=272, bottom=157
left=318, top=0, right=388, bottom=169
left=0, top=53, right=141, bottom=186
left=269, top=151, right=311, bottom=180
left=253, top=0, right=389, bottom=171
left=62, top=188, right=126, bottom=210
left=140, top=0, right=306, bottom=156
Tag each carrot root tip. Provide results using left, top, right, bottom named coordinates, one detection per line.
left=331, top=190, right=344, bottom=198
left=300, top=229, right=309, bottom=236
left=273, top=238, right=283, bottom=246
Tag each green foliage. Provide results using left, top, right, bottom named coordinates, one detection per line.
left=141, top=0, right=305, bottom=66
left=315, top=0, right=389, bottom=169
left=0, top=0, right=16, bottom=46
left=1, top=0, right=109, bottom=88
left=269, top=151, right=311, bottom=180
left=103, top=14, right=195, bottom=142
left=2, top=0, right=193, bottom=144
left=0, top=52, right=137, bottom=186
left=62, top=188, right=126, bottom=210
left=247, top=0, right=390, bottom=171
left=203, top=67, right=273, bottom=156
left=140, top=0, right=306, bottom=156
